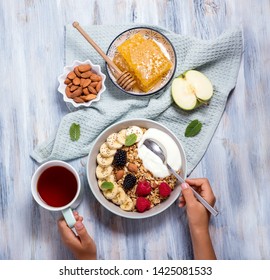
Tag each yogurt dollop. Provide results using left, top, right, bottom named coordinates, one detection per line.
left=138, top=128, right=182, bottom=178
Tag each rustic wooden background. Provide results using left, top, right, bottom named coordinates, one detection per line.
left=0, top=0, right=269, bottom=260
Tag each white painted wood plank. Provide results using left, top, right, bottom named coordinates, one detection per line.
left=0, top=0, right=269, bottom=260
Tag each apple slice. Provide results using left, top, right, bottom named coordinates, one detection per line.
left=171, top=78, right=197, bottom=110
left=171, top=70, right=213, bottom=110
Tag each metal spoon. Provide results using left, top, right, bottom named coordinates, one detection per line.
left=143, top=139, right=219, bottom=217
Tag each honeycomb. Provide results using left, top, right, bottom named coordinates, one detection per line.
left=114, top=33, right=172, bottom=92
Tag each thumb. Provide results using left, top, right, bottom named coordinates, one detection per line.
left=74, top=221, right=91, bottom=244
left=181, top=183, right=197, bottom=206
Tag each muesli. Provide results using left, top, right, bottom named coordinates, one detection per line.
left=95, top=126, right=181, bottom=212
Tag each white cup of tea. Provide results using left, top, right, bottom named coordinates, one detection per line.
left=31, top=160, right=83, bottom=228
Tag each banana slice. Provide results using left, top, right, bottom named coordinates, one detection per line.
left=100, top=142, right=117, bottom=158
left=102, top=183, right=119, bottom=200
left=96, top=165, right=113, bottom=180
left=112, top=188, right=127, bottom=205
left=106, top=133, right=123, bottom=149
left=98, top=174, right=116, bottom=189
left=97, top=153, right=114, bottom=167
left=120, top=197, right=134, bottom=211
left=117, top=129, right=127, bottom=145
left=126, top=126, right=143, bottom=142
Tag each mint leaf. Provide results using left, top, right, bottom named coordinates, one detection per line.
left=69, top=123, right=80, bottom=141
left=101, top=182, right=114, bottom=190
left=125, top=133, right=137, bottom=146
left=185, top=120, right=202, bottom=137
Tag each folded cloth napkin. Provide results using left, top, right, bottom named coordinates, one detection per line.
left=31, top=24, right=242, bottom=175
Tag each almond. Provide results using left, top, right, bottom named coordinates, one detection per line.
left=80, top=78, right=86, bottom=87
left=81, top=94, right=96, bottom=101
left=67, top=71, right=76, bottom=80
left=82, top=79, right=91, bottom=88
left=90, top=74, right=101, bottom=82
left=83, top=87, right=90, bottom=95
left=73, top=77, right=81, bottom=86
left=116, top=170, right=124, bottom=181
left=127, top=163, right=138, bottom=173
left=73, top=96, right=85, bottom=103
left=70, top=87, right=83, bottom=98
left=64, top=78, right=71, bottom=85
left=88, top=85, right=97, bottom=94
left=78, top=64, right=91, bottom=72
left=74, top=66, right=81, bottom=77
left=65, top=86, right=72, bottom=98
left=70, top=85, right=79, bottom=92
left=81, top=71, right=92, bottom=78
left=90, top=81, right=98, bottom=88
left=96, top=81, right=102, bottom=92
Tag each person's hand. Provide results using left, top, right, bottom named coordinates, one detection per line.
left=58, top=211, right=97, bottom=260
left=179, top=178, right=217, bottom=260
left=179, top=178, right=216, bottom=233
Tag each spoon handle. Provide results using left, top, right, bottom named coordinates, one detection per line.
left=166, top=164, right=219, bottom=217
left=72, top=22, right=122, bottom=77
left=190, top=188, right=219, bottom=217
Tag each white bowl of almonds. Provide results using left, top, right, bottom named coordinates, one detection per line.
left=58, top=60, right=106, bottom=108
left=87, top=118, right=187, bottom=219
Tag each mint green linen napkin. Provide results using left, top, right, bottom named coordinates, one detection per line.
left=31, top=24, right=242, bottom=175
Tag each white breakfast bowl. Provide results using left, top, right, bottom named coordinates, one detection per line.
left=86, top=118, right=187, bottom=219
left=57, top=59, right=106, bottom=108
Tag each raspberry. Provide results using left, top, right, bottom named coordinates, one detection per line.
left=113, top=149, right=127, bottom=167
left=136, top=197, right=151, bottom=213
left=123, top=173, right=136, bottom=190
left=158, top=182, right=171, bottom=197
left=136, top=180, right=151, bottom=196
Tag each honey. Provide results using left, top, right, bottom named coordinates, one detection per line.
left=113, top=33, right=172, bottom=92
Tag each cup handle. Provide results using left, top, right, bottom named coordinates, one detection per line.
left=62, top=208, right=76, bottom=228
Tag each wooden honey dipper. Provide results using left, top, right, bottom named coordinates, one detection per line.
left=73, top=22, right=136, bottom=91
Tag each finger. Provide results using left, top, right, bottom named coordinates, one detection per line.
left=185, top=178, right=211, bottom=195
left=178, top=201, right=186, bottom=208
left=181, top=183, right=197, bottom=206
left=74, top=221, right=92, bottom=245
left=178, top=195, right=185, bottom=203
left=77, top=215, right=84, bottom=222
left=186, top=178, right=215, bottom=206
left=57, top=219, right=77, bottom=243
left=185, top=178, right=210, bottom=188
left=178, top=195, right=186, bottom=207
left=73, top=211, right=84, bottom=222
left=179, top=195, right=185, bottom=202
left=75, top=215, right=83, bottom=222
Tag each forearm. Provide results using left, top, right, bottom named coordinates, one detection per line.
left=190, top=228, right=216, bottom=260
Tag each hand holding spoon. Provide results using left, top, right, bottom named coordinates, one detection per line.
left=143, top=139, right=219, bottom=217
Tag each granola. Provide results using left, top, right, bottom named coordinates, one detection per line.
left=95, top=126, right=181, bottom=212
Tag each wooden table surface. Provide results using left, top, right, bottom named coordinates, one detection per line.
left=1, top=0, right=269, bottom=260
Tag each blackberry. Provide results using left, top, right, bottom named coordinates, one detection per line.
left=113, top=149, right=127, bottom=167
left=123, top=174, right=137, bottom=190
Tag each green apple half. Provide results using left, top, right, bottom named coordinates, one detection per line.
left=171, top=70, right=213, bottom=110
